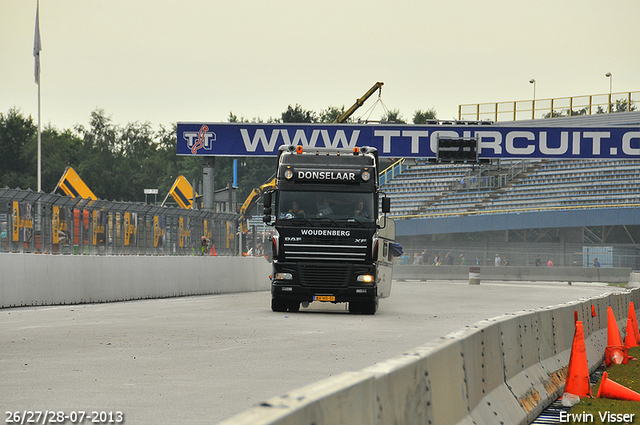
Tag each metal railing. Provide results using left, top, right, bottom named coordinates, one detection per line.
left=459, top=91, right=639, bottom=122
left=391, top=201, right=640, bottom=221
left=379, top=158, right=409, bottom=186
left=397, top=244, right=637, bottom=268
left=450, top=160, right=535, bottom=191
left=0, top=188, right=239, bottom=256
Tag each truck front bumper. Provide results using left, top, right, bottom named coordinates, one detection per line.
left=271, top=282, right=376, bottom=303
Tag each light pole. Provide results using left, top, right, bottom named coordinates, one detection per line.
left=529, top=79, right=536, bottom=119
left=605, top=72, right=612, bottom=113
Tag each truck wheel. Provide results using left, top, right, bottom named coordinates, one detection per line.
left=348, top=301, right=361, bottom=314
left=361, top=298, right=378, bottom=315
left=271, top=297, right=287, bottom=312
left=287, top=301, right=300, bottom=312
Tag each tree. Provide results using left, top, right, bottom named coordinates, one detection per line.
left=74, top=110, right=123, bottom=200
left=0, top=108, right=36, bottom=189
left=543, top=110, right=565, bottom=119
left=613, top=98, right=637, bottom=113
left=72, top=109, right=185, bottom=202
left=380, top=109, right=406, bottom=124
left=319, top=105, right=347, bottom=123
left=568, top=107, right=588, bottom=116
left=413, top=109, right=437, bottom=124
left=23, top=126, right=83, bottom=193
left=280, top=104, right=317, bottom=123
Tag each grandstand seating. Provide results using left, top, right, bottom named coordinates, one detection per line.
left=381, top=162, right=475, bottom=216
left=383, top=158, right=640, bottom=217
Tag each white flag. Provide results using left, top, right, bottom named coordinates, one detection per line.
left=34, top=1, right=42, bottom=84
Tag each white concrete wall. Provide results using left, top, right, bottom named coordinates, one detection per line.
left=628, top=271, right=640, bottom=288
left=0, top=254, right=271, bottom=308
left=395, top=264, right=632, bottom=283
left=218, top=289, right=640, bottom=425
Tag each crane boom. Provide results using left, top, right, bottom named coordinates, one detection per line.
left=334, top=82, right=384, bottom=123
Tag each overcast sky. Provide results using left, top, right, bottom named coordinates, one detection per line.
left=2, top=0, right=638, bottom=132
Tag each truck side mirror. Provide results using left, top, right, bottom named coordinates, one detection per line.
left=382, top=197, right=391, bottom=214
left=263, top=191, right=272, bottom=208
left=263, top=192, right=272, bottom=224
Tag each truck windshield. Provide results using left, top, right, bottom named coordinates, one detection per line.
left=278, top=191, right=375, bottom=223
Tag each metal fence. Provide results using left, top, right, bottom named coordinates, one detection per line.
left=398, top=242, right=639, bottom=269
left=459, top=90, right=639, bottom=122
left=0, top=188, right=240, bottom=256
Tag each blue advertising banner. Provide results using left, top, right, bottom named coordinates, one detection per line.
left=177, top=122, right=640, bottom=159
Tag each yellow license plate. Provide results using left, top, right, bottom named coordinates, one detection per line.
left=314, top=295, right=335, bottom=302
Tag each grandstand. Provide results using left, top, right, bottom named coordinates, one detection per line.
left=385, top=111, right=640, bottom=268
left=384, top=158, right=640, bottom=217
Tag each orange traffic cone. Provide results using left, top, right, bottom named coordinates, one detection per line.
left=625, top=318, right=639, bottom=348
left=211, top=244, right=216, bottom=256
left=605, top=307, right=629, bottom=367
left=597, top=371, right=640, bottom=401
left=608, top=307, right=624, bottom=346
left=628, top=302, right=640, bottom=344
left=563, top=321, right=592, bottom=398
left=591, top=305, right=596, bottom=318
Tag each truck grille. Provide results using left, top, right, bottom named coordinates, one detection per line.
left=282, top=238, right=367, bottom=262
left=299, top=263, right=351, bottom=287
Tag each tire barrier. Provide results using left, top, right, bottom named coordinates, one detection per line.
left=0, top=253, right=271, bottom=308
left=218, top=289, right=640, bottom=425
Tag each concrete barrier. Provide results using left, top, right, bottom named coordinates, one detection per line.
left=218, top=288, right=640, bottom=425
left=0, top=253, right=271, bottom=308
left=627, top=271, right=640, bottom=288
left=395, top=265, right=632, bottom=283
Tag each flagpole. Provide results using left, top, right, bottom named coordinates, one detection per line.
left=37, top=63, right=41, bottom=193
left=34, top=0, right=42, bottom=193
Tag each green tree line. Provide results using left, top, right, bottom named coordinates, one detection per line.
left=0, top=106, right=437, bottom=206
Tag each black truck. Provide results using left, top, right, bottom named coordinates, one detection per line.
left=263, top=145, right=395, bottom=315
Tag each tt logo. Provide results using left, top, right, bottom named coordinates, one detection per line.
left=184, top=125, right=216, bottom=154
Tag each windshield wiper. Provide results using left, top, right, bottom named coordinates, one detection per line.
left=288, top=217, right=314, bottom=227
left=345, top=218, right=367, bottom=228
left=316, top=217, right=341, bottom=227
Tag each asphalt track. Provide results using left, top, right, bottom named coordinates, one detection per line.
left=1, top=280, right=624, bottom=424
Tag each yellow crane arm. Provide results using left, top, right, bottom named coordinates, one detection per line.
left=239, top=177, right=276, bottom=232
left=335, top=82, right=384, bottom=123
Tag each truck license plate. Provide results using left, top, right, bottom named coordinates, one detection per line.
left=314, top=295, right=335, bottom=302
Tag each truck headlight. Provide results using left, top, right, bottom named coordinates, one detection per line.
left=275, top=272, right=293, bottom=280
left=361, top=171, right=371, bottom=181
left=357, top=274, right=374, bottom=284
left=284, top=170, right=294, bottom=179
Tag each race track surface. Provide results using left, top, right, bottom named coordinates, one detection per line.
left=1, top=280, right=623, bottom=424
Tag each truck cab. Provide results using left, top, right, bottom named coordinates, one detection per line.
left=264, top=145, right=395, bottom=315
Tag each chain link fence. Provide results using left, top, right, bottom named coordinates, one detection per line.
left=398, top=242, right=639, bottom=269
left=0, top=188, right=240, bottom=256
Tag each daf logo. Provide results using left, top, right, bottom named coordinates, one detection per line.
left=285, top=236, right=302, bottom=242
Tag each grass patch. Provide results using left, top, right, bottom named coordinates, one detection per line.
left=567, top=346, right=640, bottom=424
